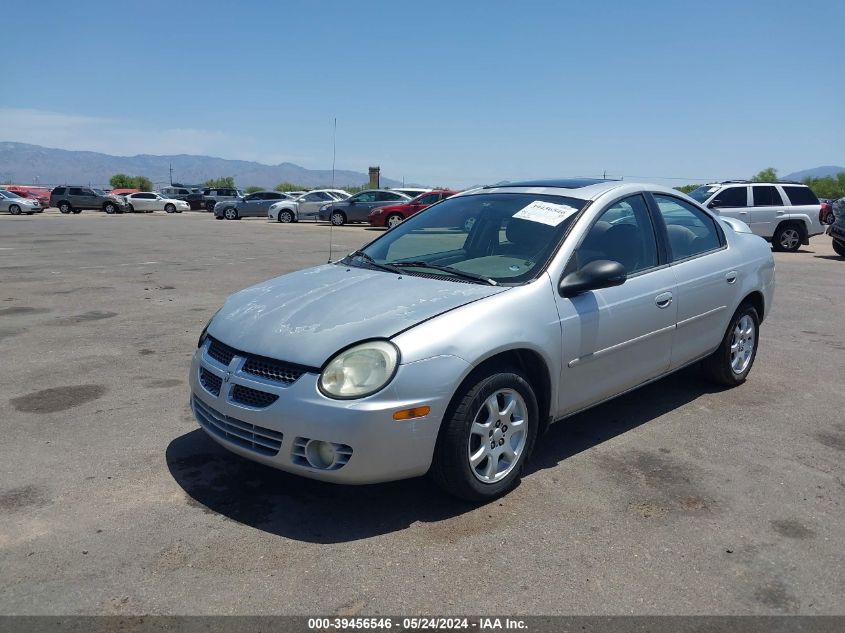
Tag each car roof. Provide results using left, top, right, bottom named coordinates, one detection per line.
left=463, top=180, right=699, bottom=203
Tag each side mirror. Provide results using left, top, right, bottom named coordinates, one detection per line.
left=559, top=260, right=627, bottom=298
left=708, top=201, right=720, bottom=209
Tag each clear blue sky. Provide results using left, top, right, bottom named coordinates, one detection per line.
left=2, top=0, right=842, bottom=187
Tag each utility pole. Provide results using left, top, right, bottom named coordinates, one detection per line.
left=603, top=170, right=606, bottom=179
left=169, top=163, right=173, bottom=185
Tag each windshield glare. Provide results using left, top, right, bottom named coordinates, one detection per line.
left=688, top=185, right=718, bottom=203
left=355, top=193, right=586, bottom=284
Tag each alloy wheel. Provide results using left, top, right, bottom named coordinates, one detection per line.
left=730, top=314, right=756, bottom=375
left=467, top=389, right=528, bottom=483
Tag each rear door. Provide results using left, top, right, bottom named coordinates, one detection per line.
left=780, top=185, right=823, bottom=237
left=649, top=193, right=740, bottom=369
left=749, top=185, right=785, bottom=238
left=298, top=191, right=332, bottom=219
left=70, top=187, right=97, bottom=209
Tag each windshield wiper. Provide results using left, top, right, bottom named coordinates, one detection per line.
left=391, top=261, right=498, bottom=286
left=346, top=250, right=402, bottom=274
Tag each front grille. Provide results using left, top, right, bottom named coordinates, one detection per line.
left=207, top=337, right=237, bottom=366
left=231, top=384, right=279, bottom=409
left=192, top=396, right=283, bottom=456
left=199, top=367, right=222, bottom=396
left=243, top=356, right=305, bottom=385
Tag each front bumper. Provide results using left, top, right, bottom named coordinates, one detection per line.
left=188, top=340, right=470, bottom=484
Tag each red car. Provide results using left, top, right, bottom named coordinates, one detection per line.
left=6, top=186, right=51, bottom=209
left=368, top=189, right=460, bottom=228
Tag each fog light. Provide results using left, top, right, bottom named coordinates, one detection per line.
left=393, top=406, right=431, bottom=421
left=305, top=440, right=336, bottom=469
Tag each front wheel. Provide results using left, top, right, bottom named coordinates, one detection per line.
left=278, top=210, right=294, bottom=223
left=772, top=223, right=802, bottom=252
left=223, top=208, right=238, bottom=220
left=832, top=239, right=845, bottom=258
left=72, top=209, right=82, bottom=214
left=386, top=213, right=404, bottom=228
left=165, top=204, right=176, bottom=213
left=430, top=368, right=539, bottom=501
left=127, top=204, right=135, bottom=213
left=59, top=202, right=72, bottom=214
left=104, top=203, right=117, bottom=214
left=9, top=204, right=21, bottom=215
left=702, top=303, right=760, bottom=386
left=330, top=211, right=346, bottom=226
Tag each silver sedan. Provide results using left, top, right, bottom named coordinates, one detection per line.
left=0, top=190, right=43, bottom=215
left=189, top=179, right=775, bottom=500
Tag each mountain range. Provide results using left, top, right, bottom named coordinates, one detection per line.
left=0, top=142, right=405, bottom=189
left=782, top=166, right=845, bottom=181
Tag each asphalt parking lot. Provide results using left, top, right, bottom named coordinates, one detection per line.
left=1, top=209, right=843, bottom=615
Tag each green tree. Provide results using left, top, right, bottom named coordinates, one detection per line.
left=274, top=181, right=302, bottom=192
left=136, top=176, right=154, bottom=191
left=244, top=186, right=263, bottom=194
left=203, top=176, right=236, bottom=188
left=803, top=174, right=845, bottom=200
left=751, top=168, right=778, bottom=182
left=109, top=173, right=154, bottom=190
left=674, top=184, right=701, bottom=194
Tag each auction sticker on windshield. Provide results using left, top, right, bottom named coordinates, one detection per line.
left=512, top=200, right=579, bottom=226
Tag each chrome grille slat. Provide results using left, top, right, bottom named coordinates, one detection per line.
left=206, top=336, right=312, bottom=386
left=207, top=337, right=237, bottom=366
left=193, top=396, right=282, bottom=456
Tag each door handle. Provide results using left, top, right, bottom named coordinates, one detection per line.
left=726, top=271, right=738, bottom=284
left=655, top=292, right=673, bottom=308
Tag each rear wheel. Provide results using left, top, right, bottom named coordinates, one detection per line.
left=165, top=204, right=176, bottom=214
left=386, top=213, right=404, bottom=228
left=72, top=209, right=82, bottom=214
left=330, top=211, right=346, bottom=226
left=278, top=210, right=294, bottom=223
left=772, top=223, right=802, bottom=252
left=702, top=303, right=760, bottom=386
left=430, top=368, right=539, bottom=501
left=832, top=239, right=845, bottom=258
left=205, top=200, right=216, bottom=211
left=9, top=204, right=21, bottom=215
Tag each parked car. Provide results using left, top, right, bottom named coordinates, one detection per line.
left=391, top=187, right=430, bottom=198
left=0, top=189, right=43, bottom=215
left=110, top=188, right=140, bottom=198
left=827, top=197, right=845, bottom=258
left=190, top=178, right=775, bottom=500
left=317, top=189, right=411, bottom=225
left=268, top=190, right=341, bottom=223
left=50, top=186, right=129, bottom=214
left=160, top=185, right=202, bottom=202
left=186, top=187, right=244, bottom=211
left=820, top=199, right=835, bottom=225
left=688, top=181, right=823, bottom=252
left=215, top=191, right=293, bottom=220
left=124, top=192, right=189, bottom=213
left=324, top=189, right=351, bottom=200
left=369, top=189, right=460, bottom=228
left=6, top=186, right=50, bottom=209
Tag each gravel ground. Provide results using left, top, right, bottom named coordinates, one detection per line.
left=1, top=210, right=843, bottom=615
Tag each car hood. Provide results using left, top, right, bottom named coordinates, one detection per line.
left=207, top=263, right=508, bottom=367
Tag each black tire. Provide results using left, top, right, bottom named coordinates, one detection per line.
left=223, top=207, right=238, bottom=220
left=215, top=215, right=224, bottom=220
left=832, top=239, right=845, bottom=258
left=58, top=202, right=72, bottom=214
left=205, top=200, right=216, bottom=212
left=430, top=367, right=539, bottom=501
left=9, top=204, right=21, bottom=216
left=104, top=203, right=117, bottom=214
left=127, top=204, right=135, bottom=213
left=278, top=210, right=294, bottom=223
left=165, top=204, right=175, bottom=213
left=176, top=209, right=183, bottom=213
left=330, top=211, right=346, bottom=226
left=386, top=213, right=404, bottom=229
left=772, top=223, right=802, bottom=252
left=72, top=209, right=82, bottom=214
left=702, top=303, right=760, bottom=387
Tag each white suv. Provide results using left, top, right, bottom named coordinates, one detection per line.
left=688, top=181, right=823, bottom=252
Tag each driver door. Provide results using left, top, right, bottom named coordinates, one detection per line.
left=553, top=194, right=677, bottom=415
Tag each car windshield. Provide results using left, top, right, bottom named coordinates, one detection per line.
left=0, top=190, right=19, bottom=199
left=349, top=192, right=587, bottom=285
left=688, top=185, right=719, bottom=203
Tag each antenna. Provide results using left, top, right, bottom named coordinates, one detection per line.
left=328, top=117, right=337, bottom=263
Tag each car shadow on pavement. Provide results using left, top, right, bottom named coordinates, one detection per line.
left=166, top=366, right=723, bottom=543
left=814, top=255, right=843, bottom=261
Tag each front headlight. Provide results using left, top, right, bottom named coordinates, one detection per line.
left=319, top=340, right=399, bottom=399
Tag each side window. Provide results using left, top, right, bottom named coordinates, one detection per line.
left=653, top=195, right=722, bottom=261
left=355, top=192, right=377, bottom=203
left=710, top=186, right=748, bottom=208
left=302, top=193, right=320, bottom=202
left=752, top=185, right=783, bottom=207
left=316, top=192, right=333, bottom=201
left=572, top=195, right=658, bottom=275
left=782, top=186, right=819, bottom=206
left=69, top=188, right=84, bottom=195
left=267, top=193, right=283, bottom=200
left=417, top=193, right=439, bottom=205
left=53, top=187, right=66, bottom=195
